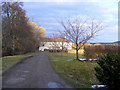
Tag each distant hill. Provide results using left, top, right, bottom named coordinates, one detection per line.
left=113, top=41, right=120, bottom=44
left=90, top=41, right=120, bottom=45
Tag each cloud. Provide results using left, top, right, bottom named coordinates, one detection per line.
left=23, top=1, right=118, bottom=42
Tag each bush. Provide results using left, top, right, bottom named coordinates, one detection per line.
left=84, top=45, right=119, bottom=59
left=95, top=54, right=120, bottom=88
left=84, top=46, right=97, bottom=59
left=2, top=47, right=14, bottom=56
left=49, top=49, right=68, bottom=53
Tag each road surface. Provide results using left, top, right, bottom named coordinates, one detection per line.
left=2, top=52, right=73, bottom=88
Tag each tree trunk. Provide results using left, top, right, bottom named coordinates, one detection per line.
left=76, top=43, right=79, bottom=60
left=76, top=49, right=79, bottom=60
left=12, top=35, right=15, bottom=55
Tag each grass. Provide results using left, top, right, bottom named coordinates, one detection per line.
left=48, top=51, right=100, bottom=88
left=2, top=52, right=36, bottom=70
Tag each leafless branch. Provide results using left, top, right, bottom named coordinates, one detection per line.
left=58, top=17, right=103, bottom=60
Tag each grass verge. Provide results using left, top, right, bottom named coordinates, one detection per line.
left=2, top=52, right=36, bottom=71
left=48, top=52, right=100, bottom=88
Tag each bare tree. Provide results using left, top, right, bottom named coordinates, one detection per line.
left=49, top=34, right=62, bottom=52
left=58, top=31, right=70, bottom=51
left=50, top=33, right=71, bottom=52
left=59, top=17, right=103, bottom=60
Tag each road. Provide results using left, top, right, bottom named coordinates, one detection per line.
left=2, top=52, right=73, bottom=88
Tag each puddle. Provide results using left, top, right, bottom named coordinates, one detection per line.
left=48, top=82, right=62, bottom=88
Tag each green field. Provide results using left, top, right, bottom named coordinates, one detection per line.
left=2, top=52, right=35, bottom=70
left=48, top=52, right=100, bottom=88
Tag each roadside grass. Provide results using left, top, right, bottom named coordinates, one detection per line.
left=2, top=52, right=36, bottom=70
left=48, top=52, right=100, bottom=88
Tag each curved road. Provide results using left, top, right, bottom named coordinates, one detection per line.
left=2, top=52, right=73, bottom=88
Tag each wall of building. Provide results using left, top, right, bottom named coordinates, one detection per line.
left=39, top=42, right=72, bottom=51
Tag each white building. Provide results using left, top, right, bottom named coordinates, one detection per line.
left=39, top=37, right=72, bottom=51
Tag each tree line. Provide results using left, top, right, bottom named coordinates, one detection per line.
left=2, top=2, right=45, bottom=56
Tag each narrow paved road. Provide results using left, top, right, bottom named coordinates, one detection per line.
left=2, top=52, right=73, bottom=88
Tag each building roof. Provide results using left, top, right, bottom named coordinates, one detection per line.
left=40, top=37, right=71, bottom=43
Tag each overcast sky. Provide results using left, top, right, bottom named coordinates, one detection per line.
left=22, top=0, right=118, bottom=43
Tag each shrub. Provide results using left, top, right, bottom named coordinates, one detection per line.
left=95, top=54, right=120, bottom=88
left=84, top=46, right=97, bottom=59
left=84, top=45, right=119, bottom=59
left=104, top=45, right=118, bottom=54
left=49, top=49, right=68, bottom=53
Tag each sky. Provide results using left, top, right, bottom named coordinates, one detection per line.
left=21, top=0, right=118, bottom=43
